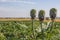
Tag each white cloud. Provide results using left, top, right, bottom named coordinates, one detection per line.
left=0, top=0, right=36, bottom=4
left=0, top=0, right=16, bottom=2
left=16, top=1, right=36, bottom=4
left=1, top=0, right=6, bottom=2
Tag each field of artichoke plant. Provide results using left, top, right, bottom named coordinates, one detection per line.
left=0, top=8, right=59, bottom=40
left=0, top=21, right=60, bottom=40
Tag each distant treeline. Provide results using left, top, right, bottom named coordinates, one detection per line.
left=0, top=17, right=60, bottom=19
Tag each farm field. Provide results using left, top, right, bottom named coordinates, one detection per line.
left=0, top=0, right=60, bottom=40
left=0, top=18, right=60, bottom=22
left=0, top=20, right=60, bottom=40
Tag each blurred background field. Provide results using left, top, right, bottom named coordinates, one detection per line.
left=0, top=18, right=60, bottom=40
left=0, top=18, right=60, bottom=22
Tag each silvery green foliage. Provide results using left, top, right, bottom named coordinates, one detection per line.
left=36, top=21, right=51, bottom=32
left=17, top=23, right=28, bottom=28
left=0, top=33, right=6, bottom=40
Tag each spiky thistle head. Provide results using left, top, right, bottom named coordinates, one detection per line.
left=38, top=10, right=45, bottom=21
left=50, top=8, right=57, bottom=20
left=30, top=9, right=36, bottom=19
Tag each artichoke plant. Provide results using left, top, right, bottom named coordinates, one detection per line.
left=38, top=10, right=45, bottom=40
left=30, top=9, right=36, bottom=39
left=50, top=8, right=57, bottom=31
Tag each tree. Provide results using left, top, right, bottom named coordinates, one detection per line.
left=30, top=9, right=36, bottom=39
left=50, top=8, right=57, bottom=31
left=38, top=10, right=45, bottom=40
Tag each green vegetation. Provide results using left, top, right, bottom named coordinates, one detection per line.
left=0, top=21, right=60, bottom=40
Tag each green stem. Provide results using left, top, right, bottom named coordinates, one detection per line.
left=50, top=20, right=54, bottom=32
left=32, top=19, right=35, bottom=39
left=32, top=19, right=37, bottom=40
left=40, top=21, right=44, bottom=40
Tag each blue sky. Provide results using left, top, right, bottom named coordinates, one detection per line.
left=0, top=0, right=60, bottom=18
